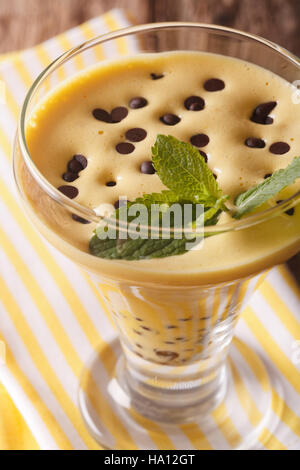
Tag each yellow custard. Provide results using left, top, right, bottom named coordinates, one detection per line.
left=21, top=52, right=300, bottom=286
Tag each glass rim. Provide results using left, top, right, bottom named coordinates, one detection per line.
left=17, top=21, right=300, bottom=235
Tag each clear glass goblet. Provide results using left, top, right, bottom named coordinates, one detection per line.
left=13, top=23, right=300, bottom=449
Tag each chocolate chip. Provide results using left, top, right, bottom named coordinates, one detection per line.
left=133, top=329, right=142, bottom=335
left=125, top=128, right=147, bottom=142
left=276, top=200, right=295, bottom=216
left=264, top=116, right=274, bottom=124
left=255, top=102, right=277, bottom=116
left=204, top=78, right=225, bottom=92
left=129, top=97, right=148, bottom=109
left=269, top=142, right=290, bottom=155
left=245, top=137, right=266, bottom=148
left=264, top=173, right=272, bottom=179
left=179, top=317, right=192, bottom=322
left=135, top=343, right=143, bottom=349
left=71, top=214, right=91, bottom=224
left=114, top=199, right=127, bottom=209
left=58, top=185, right=78, bottom=199
left=199, top=150, right=208, bottom=163
left=140, top=161, right=156, bottom=174
left=116, top=142, right=135, bottom=154
left=167, top=325, right=177, bottom=329
left=92, top=108, right=112, bottom=122
left=141, top=326, right=151, bottom=331
left=106, top=181, right=116, bottom=187
left=160, top=113, right=181, bottom=125
left=62, top=172, right=79, bottom=182
left=68, top=159, right=83, bottom=173
left=164, top=341, right=175, bottom=345
left=184, top=96, right=205, bottom=111
left=151, top=73, right=164, bottom=80
left=74, top=154, right=88, bottom=169
left=250, top=101, right=277, bottom=125
left=154, top=350, right=179, bottom=360
left=190, top=102, right=202, bottom=111
left=190, top=133, right=210, bottom=147
left=111, top=106, right=128, bottom=123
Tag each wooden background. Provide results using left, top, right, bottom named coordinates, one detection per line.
left=0, top=0, right=300, bottom=55
left=0, top=0, right=299, bottom=280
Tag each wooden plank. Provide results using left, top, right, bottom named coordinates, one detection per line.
left=152, top=0, right=300, bottom=55
left=1, top=0, right=300, bottom=55
left=0, top=0, right=150, bottom=53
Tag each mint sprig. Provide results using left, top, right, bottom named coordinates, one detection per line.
left=89, top=192, right=223, bottom=260
left=89, top=135, right=299, bottom=261
left=89, top=136, right=225, bottom=260
left=234, top=156, right=300, bottom=218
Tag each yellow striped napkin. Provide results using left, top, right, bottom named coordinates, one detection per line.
left=0, top=9, right=300, bottom=450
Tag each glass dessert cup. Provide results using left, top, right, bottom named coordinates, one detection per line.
left=13, top=23, right=300, bottom=450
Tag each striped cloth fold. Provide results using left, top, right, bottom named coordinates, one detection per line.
left=0, top=9, right=299, bottom=450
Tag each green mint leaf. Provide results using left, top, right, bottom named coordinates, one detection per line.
left=89, top=236, right=190, bottom=260
left=152, top=135, right=223, bottom=205
left=234, top=156, right=300, bottom=218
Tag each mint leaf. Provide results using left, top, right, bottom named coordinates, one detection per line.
left=152, top=135, right=223, bottom=205
left=89, top=236, right=191, bottom=260
left=234, top=156, right=300, bottom=218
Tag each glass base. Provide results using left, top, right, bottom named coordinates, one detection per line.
left=78, top=337, right=279, bottom=450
